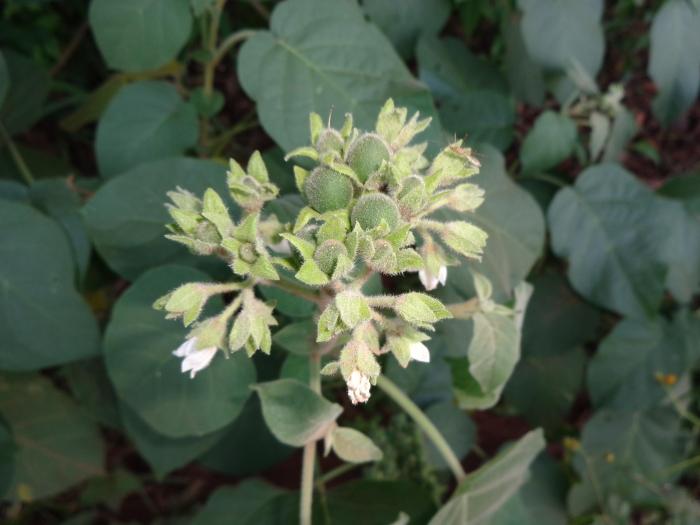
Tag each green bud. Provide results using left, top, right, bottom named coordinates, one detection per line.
left=395, top=292, right=452, bottom=329
left=303, top=166, right=354, bottom=213
left=316, top=128, right=344, bottom=157
left=193, top=222, right=222, bottom=254
left=314, top=239, right=349, bottom=274
left=335, top=292, right=372, bottom=329
left=345, top=133, right=391, bottom=183
left=396, top=175, right=426, bottom=214
left=351, top=193, right=400, bottom=231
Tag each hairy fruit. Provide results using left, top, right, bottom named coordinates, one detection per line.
left=351, top=193, right=401, bottom=231
left=345, top=133, right=391, bottom=183
left=303, top=166, right=354, bottom=213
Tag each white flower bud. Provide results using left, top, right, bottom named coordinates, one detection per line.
left=346, top=369, right=372, bottom=404
left=418, top=266, right=447, bottom=291
left=409, top=342, right=430, bottom=363
left=172, top=337, right=218, bottom=378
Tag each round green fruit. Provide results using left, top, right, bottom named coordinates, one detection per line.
left=313, top=239, right=348, bottom=274
left=315, top=129, right=344, bottom=156
left=351, top=193, right=401, bottom=231
left=345, top=133, right=390, bottom=183
left=303, top=166, right=353, bottom=213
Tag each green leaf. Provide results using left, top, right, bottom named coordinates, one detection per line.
left=191, top=480, right=287, bottom=525
left=503, top=15, right=545, bottom=107
left=587, top=317, right=685, bottom=410
left=569, top=407, right=687, bottom=515
left=547, top=165, right=666, bottom=319
left=237, top=0, right=442, bottom=155
left=416, top=36, right=514, bottom=150
left=601, top=107, right=638, bottom=164
left=336, top=293, right=372, bottom=329
left=648, top=0, right=700, bottom=125
left=89, top=0, right=193, bottom=72
left=469, top=312, right=520, bottom=392
left=0, top=180, right=29, bottom=202
left=504, top=348, right=586, bottom=430
left=442, top=221, right=488, bottom=260
left=66, top=357, right=123, bottom=430
left=0, top=202, right=100, bottom=370
left=331, top=427, right=383, bottom=463
left=429, top=429, right=546, bottom=524
left=520, top=111, right=577, bottom=174
left=518, top=0, right=604, bottom=84
left=0, top=373, right=104, bottom=501
left=657, top=172, right=700, bottom=220
left=104, top=265, right=255, bottom=438
left=0, top=50, right=49, bottom=136
left=199, top=395, right=296, bottom=476
left=0, top=51, right=8, bottom=109
left=252, top=379, right=343, bottom=447
left=435, top=146, right=545, bottom=303
left=191, top=0, right=218, bottom=15
left=258, top=282, right=316, bottom=319
left=29, top=179, right=91, bottom=282
left=95, top=81, right=199, bottom=178
left=521, top=274, right=600, bottom=359
left=121, top=402, right=227, bottom=480
left=422, top=401, right=476, bottom=471
left=273, top=319, right=320, bottom=355
left=84, top=158, right=237, bottom=281
left=363, top=0, right=450, bottom=60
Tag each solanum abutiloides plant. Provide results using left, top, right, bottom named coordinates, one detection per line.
left=152, top=100, right=519, bottom=524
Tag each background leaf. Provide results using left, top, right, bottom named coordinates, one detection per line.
left=89, top=0, right=193, bottom=72
left=0, top=50, right=49, bottom=136
left=469, top=312, right=520, bottom=393
left=647, top=0, right=700, bottom=125
left=0, top=201, right=100, bottom=370
left=237, top=0, right=442, bottom=154
left=503, top=15, right=545, bottom=107
left=104, top=265, right=255, bottom=438
left=0, top=373, right=104, bottom=501
left=422, top=401, right=476, bottom=471
left=84, top=157, right=236, bottom=281
left=520, top=111, right=577, bottom=174
left=548, top=165, right=666, bottom=319
left=191, top=479, right=287, bottom=525
left=95, top=81, right=199, bottom=179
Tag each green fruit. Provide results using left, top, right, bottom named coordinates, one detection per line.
left=303, top=166, right=354, bottom=213
left=316, top=129, right=344, bottom=156
left=345, top=133, right=390, bottom=183
left=351, top=193, right=401, bottom=231
left=313, top=239, right=348, bottom=274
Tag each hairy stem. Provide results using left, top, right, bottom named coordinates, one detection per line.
left=202, top=0, right=228, bottom=100
left=376, top=374, right=466, bottom=482
left=300, top=353, right=321, bottom=525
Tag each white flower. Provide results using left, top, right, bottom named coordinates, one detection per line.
left=346, top=369, right=372, bottom=404
left=269, top=238, right=292, bottom=255
left=172, top=337, right=218, bottom=378
left=409, top=342, right=430, bottom=363
left=418, top=266, right=447, bottom=291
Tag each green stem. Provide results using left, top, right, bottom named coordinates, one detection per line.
left=212, top=29, right=258, bottom=67
left=314, top=463, right=360, bottom=488
left=202, top=0, right=228, bottom=100
left=365, top=295, right=396, bottom=309
left=0, top=123, right=34, bottom=185
left=652, top=453, right=700, bottom=479
left=300, top=353, right=322, bottom=525
left=261, top=274, right=322, bottom=304
left=376, top=374, right=466, bottom=482
left=517, top=173, right=569, bottom=188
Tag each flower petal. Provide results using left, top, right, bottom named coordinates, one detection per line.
left=437, top=266, right=447, bottom=286
left=181, top=346, right=218, bottom=378
left=172, top=337, right=197, bottom=357
left=409, top=342, right=430, bottom=363
left=418, top=269, right=438, bottom=291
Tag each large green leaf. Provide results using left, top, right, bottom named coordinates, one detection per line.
left=520, top=274, right=600, bottom=359
left=504, top=348, right=586, bottom=430
left=469, top=312, right=520, bottom=393
left=199, top=395, right=295, bottom=476
left=84, top=157, right=236, bottom=281
left=569, top=407, right=687, bottom=515
left=0, top=201, right=100, bottom=370
left=66, top=357, right=123, bottom=430
left=648, top=0, right=700, bottom=125
left=104, top=265, right=255, bottom=438
left=89, top=0, right=193, bottom=72
left=416, top=36, right=514, bottom=150
left=0, top=373, right=104, bottom=501
left=428, top=429, right=546, bottom=524
left=423, top=401, right=476, bottom=471
left=29, top=179, right=91, bottom=282
left=95, top=81, right=199, bottom=179
left=517, top=0, right=604, bottom=79
left=237, top=0, right=442, bottom=154
left=0, top=50, right=49, bottom=136
left=520, top=111, right=577, bottom=174
left=587, top=317, right=685, bottom=410
left=191, top=479, right=287, bottom=525
left=503, top=15, right=545, bottom=107
left=548, top=165, right=666, bottom=319
left=435, top=146, right=545, bottom=302
left=252, top=378, right=343, bottom=447
left=363, top=0, right=450, bottom=60
left=121, top=402, right=228, bottom=480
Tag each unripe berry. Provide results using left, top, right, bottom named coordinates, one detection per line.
left=345, top=133, right=390, bottom=183
left=316, top=129, right=344, bottom=156
left=303, top=166, right=354, bottom=213
left=314, top=239, right=348, bottom=274
left=351, top=193, right=401, bottom=231
left=239, top=243, right=258, bottom=264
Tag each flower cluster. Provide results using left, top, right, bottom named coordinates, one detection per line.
left=154, top=100, right=488, bottom=402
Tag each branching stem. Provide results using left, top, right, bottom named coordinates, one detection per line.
left=376, top=374, right=466, bottom=482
